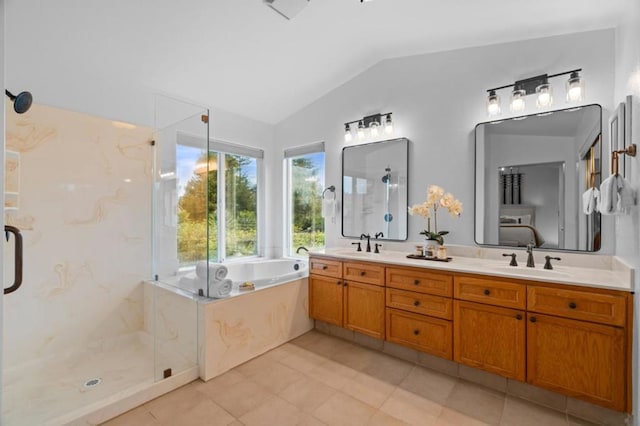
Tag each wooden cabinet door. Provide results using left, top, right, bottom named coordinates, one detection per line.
left=344, top=281, right=385, bottom=339
left=454, top=300, right=526, bottom=381
left=527, top=313, right=626, bottom=411
left=309, top=275, right=344, bottom=326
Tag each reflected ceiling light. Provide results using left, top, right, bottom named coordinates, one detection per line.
left=566, top=71, right=585, bottom=103
left=485, top=68, right=583, bottom=117
left=344, top=112, right=393, bottom=143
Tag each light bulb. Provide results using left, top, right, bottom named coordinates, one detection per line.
left=384, top=114, right=393, bottom=134
left=344, top=124, right=352, bottom=143
left=510, top=89, right=526, bottom=113
left=566, top=71, right=584, bottom=103
left=535, top=83, right=553, bottom=108
left=369, top=121, right=379, bottom=137
left=487, top=90, right=501, bottom=116
left=357, top=121, right=365, bottom=140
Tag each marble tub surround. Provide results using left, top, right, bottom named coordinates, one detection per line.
left=313, top=245, right=634, bottom=291
left=198, top=277, right=313, bottom=381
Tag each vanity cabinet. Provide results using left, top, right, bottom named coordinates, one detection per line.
left=526, top=283, right=630, bottom=411
left=309, top=257, right=385, bottom=339
left=307, top=255, right=633, bottom=412
left=385, top=266, right=454, bottom=359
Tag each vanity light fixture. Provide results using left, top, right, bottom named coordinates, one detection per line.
left=344, top=112, right=393, bottom=142
left=486, top=68, right=583, bottom=116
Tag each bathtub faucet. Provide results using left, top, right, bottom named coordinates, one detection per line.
left=296, top=246, right=309, bottom=254
left=360, top=233, right=372, bottom=252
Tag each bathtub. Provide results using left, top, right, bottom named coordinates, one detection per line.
left=147, top=257, right=313, bottom=382
left=172, top=258, right=308, bottom=298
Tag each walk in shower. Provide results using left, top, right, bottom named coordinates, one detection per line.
left=1, top=95, right=203, bottom=425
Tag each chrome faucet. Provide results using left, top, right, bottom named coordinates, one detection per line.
left=526, top=242, right=535, bottom=268
left=360, top=233, right=372, bottom=252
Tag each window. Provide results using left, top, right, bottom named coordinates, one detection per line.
left=177, top=138, right=262, bottom=264
left=285, top=143, right=325, bottom=256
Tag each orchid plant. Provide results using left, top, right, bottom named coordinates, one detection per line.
left=408, top=185, right=463, bottom=245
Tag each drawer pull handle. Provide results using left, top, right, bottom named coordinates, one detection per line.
left=413, top=329, right=420, bottom=335
left=515, top=314, right=522, bottom=320
left=530, top=317, right=537, bottom=323
left=322, top=265, right=328, bottom=270
left=413, top=279, right=420, bottom=285
left=483, top=289, right=491, bottom=296
left=413, top=300, right=421, bottom=307
left=568, top=302, right=577, bottom=309
left=360, top=271, right=366, bottom=276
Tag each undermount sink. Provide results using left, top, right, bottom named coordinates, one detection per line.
left=330, top=249, right=382, bottom=258
left=489, top=265, right=571, bottom=278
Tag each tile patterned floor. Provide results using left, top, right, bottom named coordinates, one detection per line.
left=103, top=330, right=603, bottom=426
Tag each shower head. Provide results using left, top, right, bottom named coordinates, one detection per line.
left=5, top=89, right=33, bottom=114
left=382, top=167, right=391, bottom=183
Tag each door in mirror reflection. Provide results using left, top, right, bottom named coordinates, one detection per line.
left=342, top=138, right=409, bottom=240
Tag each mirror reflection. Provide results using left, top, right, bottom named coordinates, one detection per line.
left=475, top=105, right=601, bottom=251
left=342, top=138, right=409, bottom=240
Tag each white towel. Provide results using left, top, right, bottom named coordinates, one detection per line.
left=599, top=175, right=616, bottom=215
left=617, top=175, right=636, bottom=211
left=599, top=175, right=636, bottom=215
left=321, top=199, right=336, bottom=220
left=582, top=187, right=599, bottom=215
left=195, top=261, right=228, bottom=281
left=208, top=278, right=233, bottom=298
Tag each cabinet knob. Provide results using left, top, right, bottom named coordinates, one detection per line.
left=360, top=271, right=366, bottom=276
left=413, top=300, right=421, bottom=307
left=568, top=302, right=577, bottom=309
left=515, top=314, right=522, bottom=320
left=322, top=265, right=328, bottom=270
left=413, top=329, right=420, bottom=335
left=530, top=317, right=537, bottom=323
left=343, top=281, right=348, bottom=287
left=413, top=279, right=420, bottom=285
left=483, top=289, right=491, bottom=296
left=336, top=280, right=342, bottom=285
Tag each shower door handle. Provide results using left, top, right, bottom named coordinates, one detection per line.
left=4, top=225, right=23, bottom=295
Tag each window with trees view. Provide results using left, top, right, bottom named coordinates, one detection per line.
left=177, top=144, right=260, bottom=264
left=287, top=151, right=325, bottom=255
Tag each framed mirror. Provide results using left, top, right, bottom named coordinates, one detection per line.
left=475, top=104, right=602, bottom=252
left=342, top=138, right=409, bottom=240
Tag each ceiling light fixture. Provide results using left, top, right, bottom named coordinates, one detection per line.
left=486, top=68, right=583, bottom=117
left=344, top=113, right=393, bottom=142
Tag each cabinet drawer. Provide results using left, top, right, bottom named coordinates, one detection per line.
left=386, top=288, right=453, bottom=320
left=527, top=286, right=626, bottom=327
left=386, top=308, right=452, bottom=359
left=309, top=257, right=342, bottom=278
left=454, top=275, right=526, bottom=310
left=386, top=267, right=453, bottom=297
left=343, top=261, right=385, bottom=286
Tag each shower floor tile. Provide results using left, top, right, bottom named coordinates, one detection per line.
left=2, top=331, right=191, bottom=426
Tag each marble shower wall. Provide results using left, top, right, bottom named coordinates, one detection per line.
left=3, top=101, right=153, bottom=368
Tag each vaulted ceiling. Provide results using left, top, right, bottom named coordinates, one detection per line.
left=5, top=0, right=625, bottom=124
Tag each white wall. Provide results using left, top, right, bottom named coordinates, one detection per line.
left=614, top=0, right=640, bottom=419
left=274, top=30, right=616, bottom=255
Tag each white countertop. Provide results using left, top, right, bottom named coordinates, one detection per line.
left=310, top=247, right=634, bottom=292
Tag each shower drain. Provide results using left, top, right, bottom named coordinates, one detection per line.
left=83, top=378, right=102, bottom=388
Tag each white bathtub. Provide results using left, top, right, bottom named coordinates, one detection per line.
left=171, top=258, right=309, bottom=299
